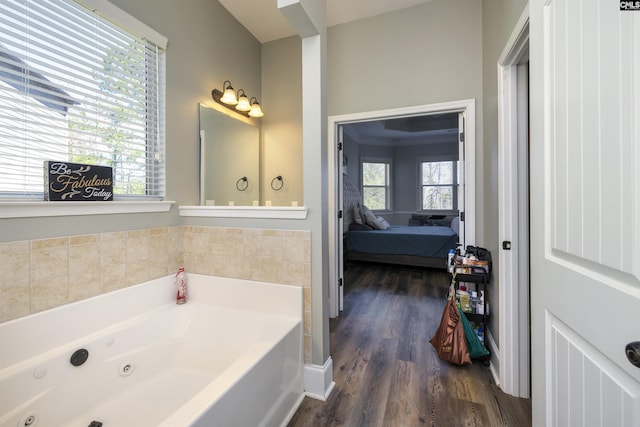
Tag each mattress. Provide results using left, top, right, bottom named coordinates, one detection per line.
left=345, top=225, right=458, bottom=259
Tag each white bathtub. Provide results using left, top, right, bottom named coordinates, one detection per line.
left=0, top=274, right=304, bottom=427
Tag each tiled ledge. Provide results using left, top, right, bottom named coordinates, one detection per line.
left=0, top=201, right=175, bottom=218
left=178, top=205, right=308, bottom=220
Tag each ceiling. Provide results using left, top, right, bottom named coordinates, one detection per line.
left=343, top=113, right=459, bottom=146
left=217, top=0, right=435, bottom=43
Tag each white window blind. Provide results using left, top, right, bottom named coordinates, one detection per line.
left=0, top=0, right=166, bottom=199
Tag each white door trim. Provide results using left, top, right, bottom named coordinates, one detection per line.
left=328, top=99, right=476, bottom=318
left=497, top=4, right=530, bottom=398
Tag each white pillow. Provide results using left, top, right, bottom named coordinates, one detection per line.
left=362, top=206, right=377, bottom=226
left=451, top=216, right=459, bottom=235
left=352, top=203, right=363, bottom=224
left=373, top=216, right=390, bottom=230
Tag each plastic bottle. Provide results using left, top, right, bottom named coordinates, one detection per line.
left=477, top=326, right=484, bottom=344
left=447, top=249, right=455, bottom=273
left=175, top=267, right=188, bottom=304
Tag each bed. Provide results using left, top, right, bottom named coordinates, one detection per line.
left=343, top=181, right=459, bottom=269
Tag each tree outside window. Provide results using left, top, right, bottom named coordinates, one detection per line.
left=362, top=160, right=390, bottom=210
left=422, top=161, right=456, bottom=210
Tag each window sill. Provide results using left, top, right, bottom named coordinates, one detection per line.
left=0, top=201, right=175, bottom=219
left=178, top=205, right=308, bottom=220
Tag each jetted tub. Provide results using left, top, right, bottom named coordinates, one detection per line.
left=0, top=274, right=304, bottom=427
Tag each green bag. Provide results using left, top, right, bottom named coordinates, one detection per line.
left=458, top=307, right=490, bottom=359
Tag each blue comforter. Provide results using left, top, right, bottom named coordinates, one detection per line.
left=345, top=225, right=458, bottom=258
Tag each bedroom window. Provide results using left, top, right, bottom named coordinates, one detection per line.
left=362, top=159, right=390, bottom=210
left=421, top=160, right=457, bottom=210
left=0, top=0, right=167, bottom=199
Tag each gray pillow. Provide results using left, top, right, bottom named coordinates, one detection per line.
left=362, top=205, right=376, bottom=226
left=373, top=216, right=390, bottom=230
left=352, top=202, right=363, bottom=224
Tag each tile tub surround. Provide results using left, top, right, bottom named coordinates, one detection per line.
left=0, top=225, right=313, bottom=363
left=0, top=227, right=184, bottom=323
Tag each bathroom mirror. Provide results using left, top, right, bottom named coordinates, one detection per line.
left=199, top=103, right=259, bottom=206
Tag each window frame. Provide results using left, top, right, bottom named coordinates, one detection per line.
left=0, top=0, right=168, bottom=203
left=361, top=156, right=392, bottom=211
left=418, top=156, right=459, bottom=212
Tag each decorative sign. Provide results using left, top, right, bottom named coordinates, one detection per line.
left=44, top=161, right=113, bottom=201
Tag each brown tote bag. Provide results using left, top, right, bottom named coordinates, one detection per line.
left=430, top=287, right=471, bottom=366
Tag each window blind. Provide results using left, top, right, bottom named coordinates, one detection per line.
left=0, top=0, right=165, bottom=199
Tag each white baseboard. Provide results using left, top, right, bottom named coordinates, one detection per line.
left=486, top=328, right=500, bottom=387
left=303, top=357, right=336, bottom=401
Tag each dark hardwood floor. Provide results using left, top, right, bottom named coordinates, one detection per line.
left=288, top=262, right=531, bottom=427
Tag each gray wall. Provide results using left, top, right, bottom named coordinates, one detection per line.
left=261, top=36, right=303, bottom=206
left=327, top=0, right=483, bottom=115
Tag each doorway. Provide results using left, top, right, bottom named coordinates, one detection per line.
left=328, top=99, right=477, bottom=318
left=497, top=10, right=530, bottom=398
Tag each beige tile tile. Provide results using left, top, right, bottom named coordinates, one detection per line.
left=259, top=243, right=282, bottom=270
left=304, top=310, right=311, bottom=335
left=168, top=226, right=184, bottom=252
left=68, top=275, right=101, bottom=302
left=127, top=229, right=149, bottom=262
left=100, top=231, right=127, bottom=242
left=258, top=259, right=282, bottom=284
left=30, top=276, right=68, bottom=314
left=279, top=262, right=306, bottom=287
left=223, top=255, right=252, bottom=280
left=126, top=259, right=149, bottom=286
left=0, top=282, right=30, bottom=322
left=0, top=251, right=30, bottom=288
left=31, top=245, right=69, bottom=283
left=261, top=229, right=282, bottom=237
left=31, top=237, right=68, bottom=251
left=69, top=234, right=99, bottom=245
left=281, top=236, right=309, bottom=263
left=304, top=287, right=311, bottom=311
left=0, top=240, right=29, bottom=253
left=101, top=263, right=127, bottom=293
left=68, top=243, right=101, bottom=302
left=150, top=227, right=168, bottom=236
left=304, top=335, right=312, bottom=365
left=148, top=233, right=169, bottom=279
left=149, top=233, right=168, bottom=258
left=100, top=237, right=126, bottom=266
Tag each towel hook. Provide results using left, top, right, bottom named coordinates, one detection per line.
left=270, top=175, right=283, bottom=191
left=236, top=176, right=248, bottom=191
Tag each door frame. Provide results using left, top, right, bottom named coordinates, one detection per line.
left=497, top=5, right=530, bottom=398
left=328, top=99, right=476, bottom=318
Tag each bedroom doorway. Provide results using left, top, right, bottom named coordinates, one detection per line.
left=328, top=99, right=477, bottom=317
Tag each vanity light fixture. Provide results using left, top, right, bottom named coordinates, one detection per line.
left=211, top=81, right=264, bottom=118
left=219, top=80, right=237, bottom=105
left=235, top=89, right=251, bottom=112
left=248, top=97, right=264, bottom=118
